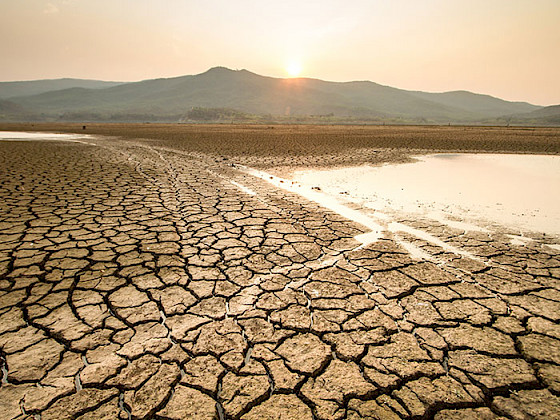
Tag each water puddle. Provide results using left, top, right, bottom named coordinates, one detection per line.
left=0, top=131, right=95, bottom=144
left=291, top=154, right=560, bottom=236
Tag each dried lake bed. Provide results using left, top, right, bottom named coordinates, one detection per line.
left=1, top=128, right=560, bottom=419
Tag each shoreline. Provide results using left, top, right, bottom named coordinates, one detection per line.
left=2, top=122, right=559, bottom=179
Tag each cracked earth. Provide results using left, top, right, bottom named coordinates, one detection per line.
left=1, top=134, right=560, bottom=419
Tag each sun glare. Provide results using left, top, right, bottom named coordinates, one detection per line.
left=286, top=61, right=302, bottom=77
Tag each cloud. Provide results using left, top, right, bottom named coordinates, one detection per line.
left=43, top=2, right=59, bottom=14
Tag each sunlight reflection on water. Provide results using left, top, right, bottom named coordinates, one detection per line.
left=292, top=154, right=560, bottom=236
left=0, top=131, right=93, bottom=143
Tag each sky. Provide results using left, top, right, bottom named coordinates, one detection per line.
left=1, top=0, right=559, bottom=105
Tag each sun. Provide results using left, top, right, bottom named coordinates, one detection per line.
left=285, top=61, right=302, bottom=77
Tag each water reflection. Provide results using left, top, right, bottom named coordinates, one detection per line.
left=292, top=154, right=560, bottom=236
left=0, top=131, right=92, bottom=143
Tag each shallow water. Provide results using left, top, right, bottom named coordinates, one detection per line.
left=0, top=131, right=93, bottom=143
left=291, top=153, right=560, bottom=236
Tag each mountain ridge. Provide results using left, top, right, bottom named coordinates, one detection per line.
left=0, top=78, right=124, bottom=99
left=0, top=67, right=555, bottom=124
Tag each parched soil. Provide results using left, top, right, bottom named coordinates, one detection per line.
left=1, top=125, right=560, bottom=419
left=2, top=122, right=560, bottom=169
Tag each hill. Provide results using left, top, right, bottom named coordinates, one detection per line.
left=0, top=78, right=124, bottom=99
left=507, top=105, right=560, bottom=125
left=1, top=67, right=546, bottom=124
left=409, top=90, right=539, bottom=118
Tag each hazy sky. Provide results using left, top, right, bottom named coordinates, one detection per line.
left=1, top=0, right=559, bottom=105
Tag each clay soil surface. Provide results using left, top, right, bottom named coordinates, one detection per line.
left=2, top=123, right=560, bottom=173
left=1, top=123, right=560, bottom=419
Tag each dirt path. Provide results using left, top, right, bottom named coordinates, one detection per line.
left=1, top=134, right=560, bottom=419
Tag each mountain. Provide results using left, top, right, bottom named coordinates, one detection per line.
left=524, top=104, right=560, bottom=118
left=0, top=67, right=546, bottom=123
left=0, top=99, right=27, bottom=114
left=508, top=105, right=560, bottom=125
left=0, top=78, right=124, bottom=99
left=409, top=90, right=539, bottom=118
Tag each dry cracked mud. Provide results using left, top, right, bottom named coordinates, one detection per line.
left=1, top=133, right=560, bottom=419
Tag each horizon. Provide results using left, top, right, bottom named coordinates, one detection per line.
left=1, top=1, right=559, bottom=106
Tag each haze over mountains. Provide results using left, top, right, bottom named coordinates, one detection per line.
left=0, top=67, right=558, bottom=125
left=0, top=78, right=123, bottom=99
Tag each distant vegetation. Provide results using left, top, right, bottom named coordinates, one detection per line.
left=182, top=107, right=253, bottom=122
left=0, top=67, right=558, bottom=125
